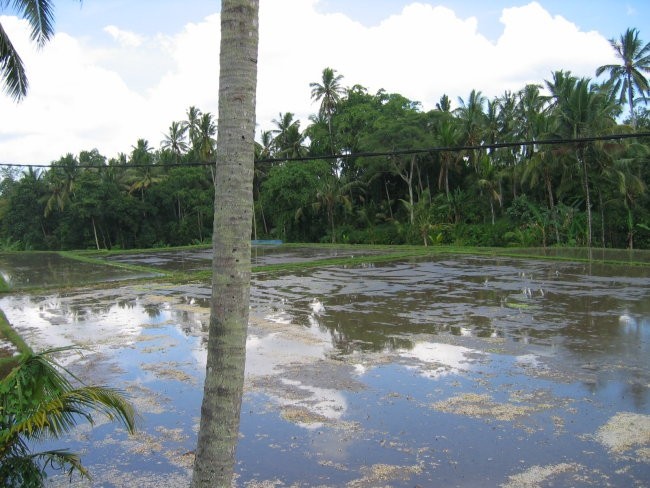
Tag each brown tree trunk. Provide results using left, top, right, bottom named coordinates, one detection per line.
left=191, top=1, right=259, bottom=486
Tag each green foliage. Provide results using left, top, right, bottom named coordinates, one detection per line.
left=2, top=35, right=650, bottom=251
left=0, top=347, right=136, bottom=487
left=261, top=160, right=332, bottom=242
left=452, top=221, right=512, bottom=247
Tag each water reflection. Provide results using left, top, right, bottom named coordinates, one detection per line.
left=250, top=257, right=650, bottom=368
left=0, top=252, right=154, bottom=289
left=0, top=254, right=648, bottom=486
left=400, top=342, right=485, bottom=378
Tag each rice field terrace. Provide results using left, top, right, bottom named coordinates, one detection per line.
left=0, top=244, right=648, bottom=487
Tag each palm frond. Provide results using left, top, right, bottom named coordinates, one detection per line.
left=1, top=347, right=135, bottom=484
left=11, top=0, right=56, bottom=47
left=0, top=21, right=28, bottom=100
left=2, top=347, right=137, bottom=443
left=1, top=448, right=90, bottom=486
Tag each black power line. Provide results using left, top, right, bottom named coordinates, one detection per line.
left=2, top=132, right=649, bottom=170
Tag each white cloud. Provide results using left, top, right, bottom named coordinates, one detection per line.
left=0, top=1, right=618, bottom=165
left=103, top=25, right=144, bottom=47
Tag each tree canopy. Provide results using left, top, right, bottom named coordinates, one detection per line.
left=1, top=28, right=649, bottom=250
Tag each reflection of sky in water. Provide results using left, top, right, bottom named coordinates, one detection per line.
left=0, top=295, right=157, bottom=359
left=619, top=313, right=650, bottom=340
left=400, top=342, right=485, bottom=377
left=0, top=252, right=155, bottom=289
left=0, top=254, right=648, bottom=486
left=272, top=379, right=347, bottom=430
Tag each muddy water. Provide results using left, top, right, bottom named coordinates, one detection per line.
left=0, top=254, right=648, bottom=487
left=105, top=245, right=382, bottom=272
left=0, top=252, right=155, bottom=289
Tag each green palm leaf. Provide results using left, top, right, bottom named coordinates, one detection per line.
left=1, top=347, right=137, bottom=485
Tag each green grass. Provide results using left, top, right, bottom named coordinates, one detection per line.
left=0, top=273, right=9, bottom=292
left=0, top=308, right=31, bottom=376
left=58, top=250, right=170, bottom=277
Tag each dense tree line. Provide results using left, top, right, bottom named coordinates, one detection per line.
left=1, top=29, right=649, bottom=251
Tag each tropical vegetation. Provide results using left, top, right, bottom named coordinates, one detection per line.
left=0, top=347, right=136, bottom=487
left=1, top=31, right=650, bottom=250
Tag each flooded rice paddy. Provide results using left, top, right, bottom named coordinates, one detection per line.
left=0, top=247, right=649, bottom=487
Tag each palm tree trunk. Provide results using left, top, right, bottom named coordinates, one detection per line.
left=191, top=1, right=258, bottom=486
left=198, top=211, right=203, bottom=242
left=91, top=216, right=101, bottom=250
left=626, top=203, right=634, bottom=250
left=490, top=199, right=495, bottom=225
left=261, top=205, right=268, bottom=235
left=406, top=156, right=415, bottom=224
left=628, top=73, right=636, bottom=128
left=445, top=168, right=450, bottom=200
left=384, top=179, right=393, bottom=220
left=252, top=203, right=257, bottom=240
left=327, top=116, right=335, bottom=155
left=578, top=147, right=592, bottom=248
left=599, top=191, right=605, bottom=248
left=545, top=172, right=560, bottom=245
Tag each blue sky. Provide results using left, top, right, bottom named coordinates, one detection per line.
left=1, top=1, right=649, bottom=164
left=320, top=0, right=649, bottom=37
left=52, top=1, right=648, bottom=39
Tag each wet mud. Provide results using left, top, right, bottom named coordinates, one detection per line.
left=0, top=253, right=648, bottom=486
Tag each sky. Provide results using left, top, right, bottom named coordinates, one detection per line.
left=1, top=0, right=649, bottom=165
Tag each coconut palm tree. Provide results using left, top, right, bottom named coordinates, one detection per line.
left=255, top=130, right=274, bottom=161
left=271, top=112, right=306, bottom=158
left=124, top=139, right=163, bottom=204
left=604, top=144, right=648, bottom=249
left=455, top=89, right=487, bottom=170
left=182, top=106, right=203, bottom=153
left=477, top=154, right=502, bottom=225
left=596, top=28, right=650, bottom=128
left=313, top=173, right=363, bottom=243
left=435, top=116, right=463, bottom=199
left=546, top=72, right=619, bottom=247
left=161, top=121, right=189, bottom=162
left=194, top=112, right=217, bottom=162
left=435, top=94, right=451, bottom=112
left=43, top=153, right=79, bottom=216
left=1, top=0, right=81, bottom=101
left=310, top=67, right=345, bottom=154
left=1, top=347, right=136, bottom=487
left=191, top=0, right=259, bottom=485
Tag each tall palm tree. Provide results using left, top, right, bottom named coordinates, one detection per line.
left=607, top=159, right=646, bottom=249
left=255, top=129, right=274, bottom=160
left=435, top=116, right=463, bottom=199
left=1, top=347, right=136, bottom=486
left=43, top=153, right=78, bottom=216
left=271, top=112, right=306, bottom=158
left=455, top=89, right=487, bottom=169
left=435, top=94, right=451, bottom=112
left=546, top=72, right=618, bottom=247
left=310, top=67, right=344, bottom=154
left=596, top=28, right=650, bottom=128
left=195, top=112, right=217, bottom=162
left=183, top=105, right=203, bottom=151
left=161, top=121, right=189, bottom=162
left=191, top=0, right=259, bottom=486
left=1, top=0, right=80, bottom=101
left=124, top=139, right=163, bottom=203
left=312, top=173, right=361, bottom=243
left=477, top=154, right=502, bottom=225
